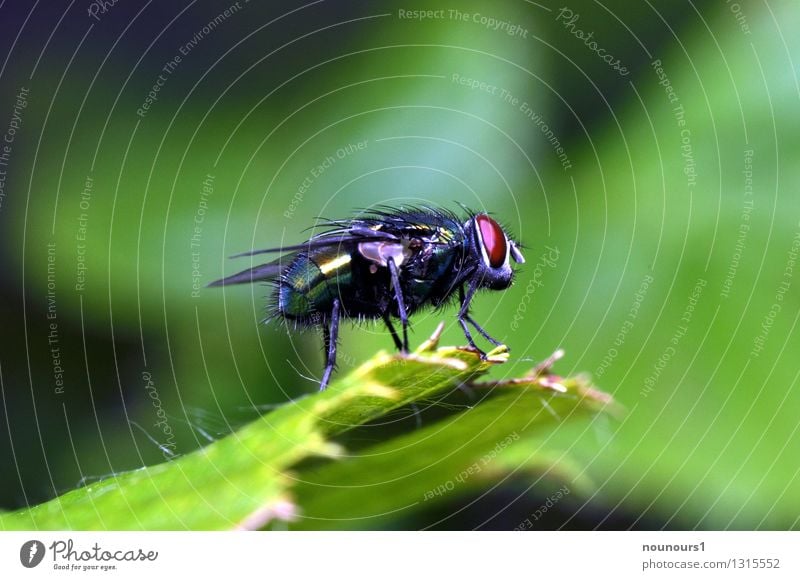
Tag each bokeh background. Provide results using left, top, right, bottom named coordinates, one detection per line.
left=0, top=0, right=798, bottom=529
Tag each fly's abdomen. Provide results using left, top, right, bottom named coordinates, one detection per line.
left=278, top=250, right=354, bottom=322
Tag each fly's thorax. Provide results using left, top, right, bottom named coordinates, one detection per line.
left=356, top=239, right=413, bottom=269
left=356, top=235, right=445, bottom=277
left=355, top=232, right=463, bottom=308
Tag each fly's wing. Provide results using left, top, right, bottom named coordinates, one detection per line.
left=206, top=258, right=287, bottom=287
left=208, top=223, right=403, bottom=287
left=228, top=226, right=399, bottom=259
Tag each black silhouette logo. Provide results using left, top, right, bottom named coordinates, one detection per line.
left=20, top=540, right=46, bottom=568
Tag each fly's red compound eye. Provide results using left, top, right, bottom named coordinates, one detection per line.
left=476, top=214, right=507, bottom=268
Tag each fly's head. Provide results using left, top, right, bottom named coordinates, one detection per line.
left=464, top=214, right=525, bottom=290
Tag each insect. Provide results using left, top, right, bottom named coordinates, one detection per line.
left=209, top=206, right=525, bottom=390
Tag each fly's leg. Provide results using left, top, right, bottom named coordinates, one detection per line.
left=382, top=312, right=404, bottom=351
left=458, top=283, right=503, bottom=356
left=458, top=317, right=483, bottom=357
left=466, top=314, right=502, bottom=347
left=387, top=257, right=409, bottom=353
left=320, top=298, right=340, bottom=391
left=458, top=286, right=502, bottom=346
left=457, top=283, right=484, bottom=356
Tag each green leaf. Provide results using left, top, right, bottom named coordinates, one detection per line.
left=288, top=351, right=615, bottom=529
left=0, top=327, right=615, bottom=530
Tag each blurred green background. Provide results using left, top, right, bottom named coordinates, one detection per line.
left=0, top=0, right=798, bottom=529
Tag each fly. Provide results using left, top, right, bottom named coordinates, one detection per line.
left=209, top=206, right=525, bottom=390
